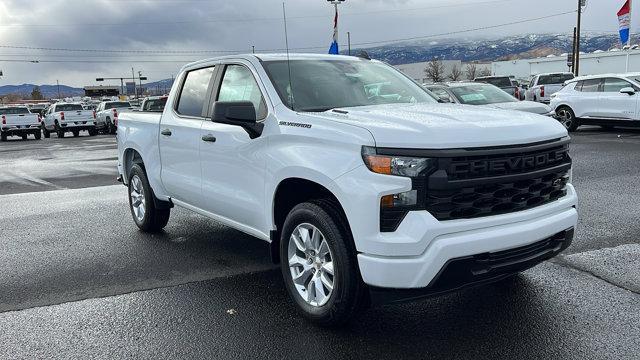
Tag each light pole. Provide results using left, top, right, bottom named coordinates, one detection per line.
left=327, top=0, right=345, bottom=54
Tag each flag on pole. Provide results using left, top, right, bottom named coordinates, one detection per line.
left=618, top=0, right=632, bottom=46
left=328, top=6, right=339, bottom=54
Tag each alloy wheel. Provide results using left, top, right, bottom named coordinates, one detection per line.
left=557, top=108, right=573, bottom=130
left=130, top=175, right=146, bottom=222
left=287, top=223, right=335, bottom=307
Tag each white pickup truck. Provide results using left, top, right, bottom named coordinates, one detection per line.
left=117, top=54, right=578, bottom=326
left=42, top=103, right=98, bottom=138
left=525, top=72, right=576, bottom=104
left=96, top=101, right=132, bottom=134
left=0, top=106, right=42, bottom=141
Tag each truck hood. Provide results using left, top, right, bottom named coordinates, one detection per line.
left=480, top=101, right=552, bottom=115
left=316, top=103, right=567, bottom=149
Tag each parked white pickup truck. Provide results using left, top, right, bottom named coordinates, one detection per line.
left=117, top=54, right=578, bottom=326
left=0, top=106, right=42, bottom=141
left=96, top=101, right=132, bottom=134
left=42, top=103, right=98, bottom=138
left=525, top=72, right=576, bottom=104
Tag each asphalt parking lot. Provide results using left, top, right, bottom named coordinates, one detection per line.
left=0, top=129, right=639, bottom=359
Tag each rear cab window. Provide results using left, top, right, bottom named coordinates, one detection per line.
left=538, top=74, right=575, bottom=85
left=0, top=107, right=31, bottom=115
left=56, top=104, right=84, bottom=111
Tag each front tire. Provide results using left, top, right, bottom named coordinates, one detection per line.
left=280, top=200, right=367, bottom=327
left=128, top=164, right=171, bottom=232
left=88, top=128, right=97, bottom=136
left=555, top=106, right=579, bottom=132
left=0, top=133, right=6, bottom=142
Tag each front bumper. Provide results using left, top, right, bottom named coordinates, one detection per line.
left=368, top=228, right=573, bottom=304
left=357, top=197, right=577, bottom=289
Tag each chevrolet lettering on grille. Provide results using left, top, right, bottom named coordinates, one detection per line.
left=449, top=148, right=568, bottom=177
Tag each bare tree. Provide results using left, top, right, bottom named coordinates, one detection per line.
left=478, top=67, right=492, bottom=77
left=449, top=64, right=463, bottom=81
left=424, top=58, right=446, bottom=83
left=465, top=63, right=478, bottom=80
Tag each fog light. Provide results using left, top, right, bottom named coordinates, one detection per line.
left=381, top=190, right=418, bottom=208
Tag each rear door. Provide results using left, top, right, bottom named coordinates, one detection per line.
left=199, top=62, right=270, bottom=233
left=598, top=77, right=637, bottom=120
left=572, top=78, right=602, bottom=118
left=159, top=65, right=217, bottom=206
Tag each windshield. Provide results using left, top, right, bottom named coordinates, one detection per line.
left=450, top=84, right=517, bottom=105
left=105, top=102, right=131, bottom=109
left=57, top=104, right=84, bottom=111
left=0, top=107, right=30, bottom=115
left=262, top=59, right=436, bottom=112
left=477, top=77, right=512, bottom=87
left=538, top=74, right=575, bottom=85
left=142, top=98, right=167, bottom=112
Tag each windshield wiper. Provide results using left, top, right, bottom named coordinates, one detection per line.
left=298, top=107, right=334, bottom=113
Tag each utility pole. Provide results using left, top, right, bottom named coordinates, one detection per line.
left=138, top=71, right=143, bottom=98
left=571, top=27, right=577, bottom=71
left=131, top=68, right=136, bottom=98
left=56, top=80, right=61, bottom=99
left=575, top=0, right=584, bottom=76
left=252, top=45, right=255, bottom=54
left=347, top=31, right=351, bottom=56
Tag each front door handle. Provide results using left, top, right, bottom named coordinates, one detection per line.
left=201, top=134, right=216, bottom=143
left=161, top=128, right=172, bottom=136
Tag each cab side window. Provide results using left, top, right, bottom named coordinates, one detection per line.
left=175, top=66, right=216, bottom=117
left=217, top=65, right=267, bottom=120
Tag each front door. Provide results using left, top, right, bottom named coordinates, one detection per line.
left=159, top=65, right=216, bottom=206
left=598, top=77, right=638, bottom=120
left=199, top=63, right=270, bottom=233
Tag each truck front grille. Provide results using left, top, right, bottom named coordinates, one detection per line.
left=424, top=139, right=571, bottom=221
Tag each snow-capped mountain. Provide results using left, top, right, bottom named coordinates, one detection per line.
left=351, top=33, right=635, bottom=65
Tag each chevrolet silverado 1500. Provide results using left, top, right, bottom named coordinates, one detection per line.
left=117, top=54, right=578, bottom=326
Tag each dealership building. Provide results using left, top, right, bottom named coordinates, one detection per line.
left=492, top=49, right=640, bottom=78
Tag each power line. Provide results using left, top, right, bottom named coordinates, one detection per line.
left=0, top=10, right=578, bottom=61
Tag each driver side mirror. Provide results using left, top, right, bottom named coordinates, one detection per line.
left=212, top=101, right=263, bottom=139
left=620, top=87, right=636, bottom=95
left=437, top=96, right=452, bottom=103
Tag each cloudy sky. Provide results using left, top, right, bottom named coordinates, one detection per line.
left=0, top=0, right=632, bottom=87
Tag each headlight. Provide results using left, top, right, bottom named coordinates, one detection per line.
left=361, top=146, right=434, bottom=178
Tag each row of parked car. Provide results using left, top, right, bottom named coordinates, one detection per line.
left=0, top=96, right=167, bottom=141
left=425, top=71, right=640, bottom=132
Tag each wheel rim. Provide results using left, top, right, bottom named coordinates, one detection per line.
left=557, top=108, right=573, bottom=129
left=130, top=175, right=146, bottom=222
left=287, top=223, right=335, bottom=307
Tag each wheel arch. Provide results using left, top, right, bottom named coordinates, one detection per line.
left=122, top=147, right=145, bottom=185
left=270, top=177, right=352, bottom=264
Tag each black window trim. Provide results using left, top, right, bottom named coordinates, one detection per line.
left=172, top=64, right=219, bottom=120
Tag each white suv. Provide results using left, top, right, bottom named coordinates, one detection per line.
left=550, top=73, right=640, bottom=131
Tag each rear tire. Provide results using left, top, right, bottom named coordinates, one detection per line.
left=34, top=131, right=42, bottom=140
left=88, top=128, right=97, bottom=136
left=106, top=118, right=116, bottom=135
left=280, top=200, right=368, bottom=327
left=21, top=134, right=27, bottom=140
left=128, top=164, right=171, bottom=232
left=0, top=133, right=6, bottom=142
left=555, top=106, right=579, bottom=132
left=43, top=127, right=50, bottom=138
left=56, top=128, right=65, bottom=138
left=72, top=130, right=79, bottom=137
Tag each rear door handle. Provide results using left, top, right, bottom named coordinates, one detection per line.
left=201, top=134, right=216, bottom=143
left=161, top=128, right=172, bottom=136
